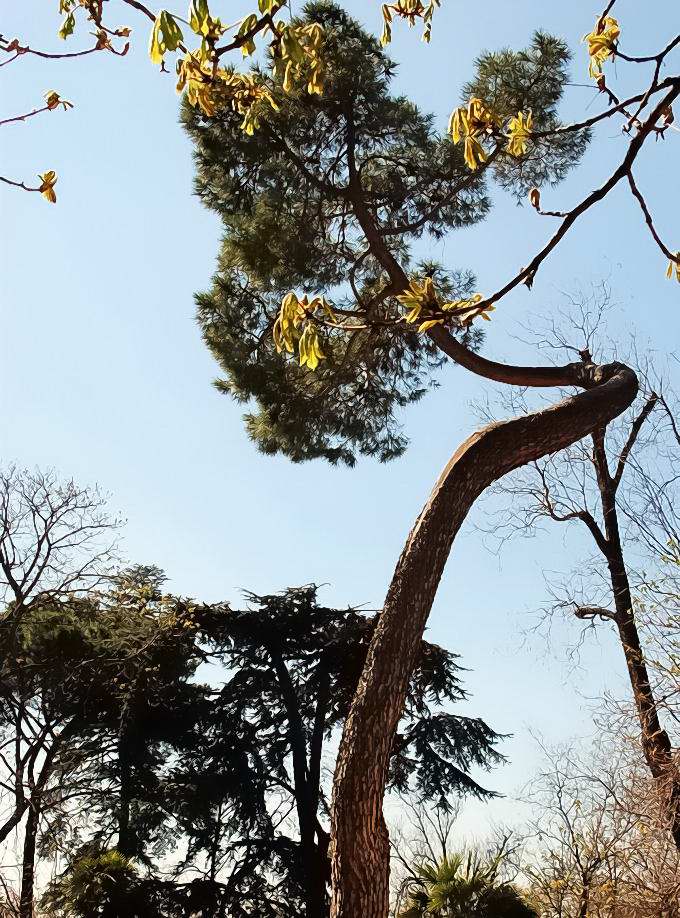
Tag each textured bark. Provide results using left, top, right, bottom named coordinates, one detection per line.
left=269, top=648, right=329, bottom=917
left=329, top=361, right=638, bottom=918
left=592, top=429, right=680, bottom=849
left=117, top=736, right=134, bottom=858
left=19, top=802, right=39, bottom=918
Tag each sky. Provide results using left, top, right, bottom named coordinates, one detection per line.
left=1, top=0, right=679, bottom=837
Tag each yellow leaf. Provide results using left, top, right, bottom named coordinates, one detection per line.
left=58, top=12, right=75, bottom=40
left=418, top=319, right=443, bottom=332
left=464, top=136, right=486, bottom=170
left=38, top=171, right=57, bottom=204
left=149, top=11, right=184, bottom=66
left=298, top=322, right=325, bottom=370
left=506, top=110, right=533, bottom=158
left=584, top=16, right=620, bottom=78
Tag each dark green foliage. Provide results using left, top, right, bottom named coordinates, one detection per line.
left=159, top=585, right=503, bottom=915
left=399, top=850, right=537, bottom=918
left=185, top=2, right=586, bottom=465
left=464, top=31, right=589, bottom=197
left=28, top=579, right=502, bottom=918
left=42, top=850, right=153, bottom=918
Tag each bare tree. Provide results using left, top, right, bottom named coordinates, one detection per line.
left=0, top=467, right=120, bottom=917
left=0, top=466, right=119, bottom=634
left=474, top=292, right=680, bottom=851
left=521, top=739, right=680, bottom=918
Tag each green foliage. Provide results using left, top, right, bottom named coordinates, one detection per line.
left=399, top=850, right=537, bottom=918
left=160, top=585, right=503, bottom=913
left=42, top=850, right=142, bottom=918
left=24, top=580, right=502, bottom=917
left=463, top=31, right=589, bottom=197
left=185, top=2, right=585, bottom=464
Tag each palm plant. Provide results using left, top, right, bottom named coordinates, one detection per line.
left=399, top=850, right=536, bottom=918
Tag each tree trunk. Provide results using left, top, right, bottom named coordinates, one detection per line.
left=329, top=362, right=638, bottom=918
left=592, top=430, right=680, bottom=849
left=117, top=729, right=135, bottom=858
left=19, top=801, right=39, bottom=918
left=270, top=649, right=329, bottom=917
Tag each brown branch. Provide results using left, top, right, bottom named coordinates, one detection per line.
left=0, top=104, right=52, bottom=128
left=215, top=7, right=283, bottom=59
left=0, top=41, right=104, bottom=63
left=616, top=34, right=680, bottom=66
left=475, top=83, right=680, bottom=311
left=119, top=0, right=157, bottom=23
left=627, top=171, right=677, bottom=263
left=613, top=392, right=659, bottom=489
left=577, top=509, right=610, bottom=556
left=343, top=107, right=605, bottom=390
left=573, top=605, right=616, bottom=622
left=598, top=0, right=618, bottom=22
left=658, top=394, right=680, bottom=448
left=0, top=176, right=41, bottom=194
left=531, top=78, right=676, bottom=140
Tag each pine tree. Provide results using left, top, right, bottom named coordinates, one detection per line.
left=184, top=2, right=584, bottom=465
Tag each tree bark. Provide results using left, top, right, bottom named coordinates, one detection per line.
left=329, top=360, right=638, bottom=918
left=592, top=428, right=680, bottom=849
left=117, top=727, right=135, bottom=858
left=19, top=800, right=39, bottom=918
left=269, top=648, right=329, bottom=917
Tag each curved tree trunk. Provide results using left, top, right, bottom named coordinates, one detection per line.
left=329, top=360, right=638, bottom=918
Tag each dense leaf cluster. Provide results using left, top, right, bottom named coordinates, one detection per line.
left=185, top=2, right=585, bottom=464
left=1, top=573, right=501, bottom=916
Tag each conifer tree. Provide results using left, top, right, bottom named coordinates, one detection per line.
left=181, top=5, right=679, bottom=915
left=32, top=580, right=500, bottom=918
left=4, top=3, right=679, bottom=916
left=185, top=3, right=583, bottom=464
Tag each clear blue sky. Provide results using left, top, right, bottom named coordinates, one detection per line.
left=1, top=1, right=678, bottom=834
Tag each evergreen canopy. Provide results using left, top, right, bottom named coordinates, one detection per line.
left=185, top=2, right=585, bottom=465
left=29, top=579, right=502, bottom=918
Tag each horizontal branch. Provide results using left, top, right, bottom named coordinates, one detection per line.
left=0, top=40, right=104, bottom=63
left=574, top=605, right=616, bottom=621
left=0, top=176, right=41, bottom=194
left=615, top=33, right=680, bottom=65
left=0, top=104, right=51, bottom=128
left=532, top=77, right=676, bottom=139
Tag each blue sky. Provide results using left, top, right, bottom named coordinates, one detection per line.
left=1, top=1, right=678, bottom=834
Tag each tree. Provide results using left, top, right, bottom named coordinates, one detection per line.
left=182, top=4, right=680, bottom=915
left=397, top=849, right=536, bottom=918
left=0, top=465, right=118, bottom=646
left=0, top=565, right=207, bottom=918
left=0, top=466, right=120, bottom=918
left=5, top=3, right=680, bottom=916
left=24, top=580, right=500, bottom=918
left=473, top=299, right=680, bottom=849
left=178, top=585, right=503, bottom=917
left=521, top=740, right=680, bottom=918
